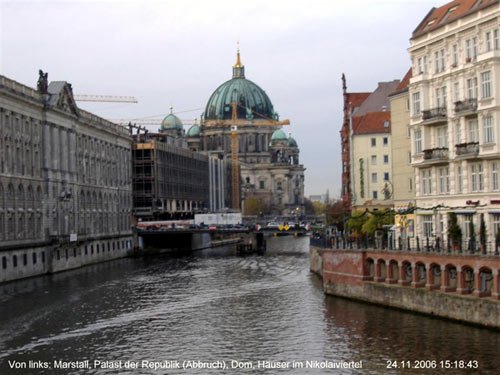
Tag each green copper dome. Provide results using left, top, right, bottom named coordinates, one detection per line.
left=287, top=135, right=298, bottom=147
left=187, top=123, right=200, bottom=137
left=161, top=107, right=183, bottom=130
left=271, top=129, right=287, bottom=141
left=204, top=51, right=276, bottom=121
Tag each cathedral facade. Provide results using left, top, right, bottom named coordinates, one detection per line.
left=186, top=51, right=305, bottom=216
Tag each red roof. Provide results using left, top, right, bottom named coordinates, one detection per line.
left=352, top=112, right=391, bottom=135
left=346, top=92, right=370, bottom=109
left=396, top=68, right=412, bottom=91
left=413, top=0, right=498, bottom=38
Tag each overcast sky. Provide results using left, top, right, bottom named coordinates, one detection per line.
left=1, top=0, right=442, bottom=197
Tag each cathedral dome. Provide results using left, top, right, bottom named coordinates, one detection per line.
left=161, top=107, right=183, bottom=130
left=204, top=50, right=276, bottom=121
left=287, top=135, right=298, bottom=147
left=271, top=129, right=287, bottom=142
left=187, top=123, right=200, bottom=137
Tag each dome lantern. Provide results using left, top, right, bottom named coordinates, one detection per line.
left=233, top=43, right=245, bottom=79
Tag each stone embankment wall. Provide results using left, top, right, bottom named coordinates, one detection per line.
left=310, top=246, right=500, bottom=329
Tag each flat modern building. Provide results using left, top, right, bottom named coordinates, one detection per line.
left=409, top=0, right=500, bottom=250
left=132, top=129, right=231, bottom=220
left=0, top=71, right=133, bottom=283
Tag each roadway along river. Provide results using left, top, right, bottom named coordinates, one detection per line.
left=0, top=236, right=499, bottom=374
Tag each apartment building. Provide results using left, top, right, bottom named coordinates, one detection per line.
left=409, top=0, right=500, bottom=249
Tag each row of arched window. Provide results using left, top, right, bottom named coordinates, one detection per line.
left=77, top=134, right=130, bottom=187
left=0, top=182, right=44, bottom=241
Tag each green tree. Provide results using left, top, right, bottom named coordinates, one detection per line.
left=347, top=210, right=368, bottom=235
left=361, top=210, right=394, bottom=235
left=448, top=212, right=462, bottom=246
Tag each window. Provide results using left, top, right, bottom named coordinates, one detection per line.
left=455, top=121, right=462, bottom=144
left=468, top=120, right=479, bottom=142
left=434, top=49, right=445, bottom=73
left=32, top=252, right=37, bottom=265
left=23, top=254, right=27, bottom=266
left=467, top=78, right=478, bottom=99
left=372, top=191, right=378, bottom=199
left=483, top=115, right=494, bottom=143
left=384, top=172, right=389, bottom=181
left=470, top=163, right=484, bottom=192
left=436, top=126, right=448, bottom=148
left=383, top=137, right=388, bottom=145
left=457, top=165, right=463, bottom=193
left=495, top=29, right=500, bottom=50
left=465, top=37, right=478, bottom=60
left=371, top=138, right=376, bottom=147
left=383, top=121, right=389, bottom=128
left=371, top=173, right=378, bottom=183
left=409, top=177, right=413, bottom=192
left=452, top=44, right=458, bottom=66
left=2, top=256, right=6, bottom=269
left=408, top=151, right=412, bottom=164
left=383, top=155, right=389, bottom=164
left=414, top=129, right=422, bottom=153
left=463, top=215, right=473, bottom=239
left=423, top=215, right=434, bottom=238
left=13, top=255, right=17, bottom=268
left=486, top=31, right=492, bottom=52
left=438, top=167, right=449, bottom=194
left=371, top=155, right=377, bottom=165
left=481, top=71, right=492, bottom=98
left=417, top=55, right=427, bottom=73
left=421, top=169, right=432, bottom=195
left=491, top=213, right=500, bottom=238
left=492, top=162, right=499, bottom=191
left=259, top=180, right=265, bottom=189
left=435, top=86, right=447, bottom=108
left=412, top=92, right=421, bottom=115
left=407, top=125, right=411, bottom=138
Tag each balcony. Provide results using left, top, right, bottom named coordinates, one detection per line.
left=422, top=147, right=448, bottom=164
left=455, top=142, right=479, bottom=158
left=454, top=98, right=477, bottom=117
left=421, top=107, right=447, bottom=125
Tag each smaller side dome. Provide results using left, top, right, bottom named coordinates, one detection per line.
left=161, top=106, right=183, bottom=130
left=271, top=129, right=287, bottom=141
left=287, top=135, right=298, bottom=147
left=187, top=123, right=200, bottom=137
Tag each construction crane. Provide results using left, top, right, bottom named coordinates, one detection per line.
left=73, top=95, right=138, bottom=103
left=221, top=102, right=289, bottom=210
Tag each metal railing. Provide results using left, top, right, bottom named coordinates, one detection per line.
left=422, top=107, right=447, bottom=121
left=455, top=142, right=479, bottom=156
left=454, top=98, right=477, bottom=114
left=423, top=147, right=448, bottom=160
left=313, top=235, right=500, bottom=256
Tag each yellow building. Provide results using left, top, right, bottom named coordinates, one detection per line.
left=389, top=69, right=417, bottom=244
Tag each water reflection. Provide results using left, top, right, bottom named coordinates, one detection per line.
left=0, top=236, right=498, bottom=374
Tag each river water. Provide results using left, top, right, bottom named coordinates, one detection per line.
left=0, top=236, right=499, bottom=374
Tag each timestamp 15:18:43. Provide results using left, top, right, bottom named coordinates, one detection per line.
left=386, top=360, right=479, bottom=370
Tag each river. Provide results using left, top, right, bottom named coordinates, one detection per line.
left=0, top=236, right=499, bottom=374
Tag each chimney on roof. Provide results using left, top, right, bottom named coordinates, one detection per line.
left=382, top=105, right=387, bottom=112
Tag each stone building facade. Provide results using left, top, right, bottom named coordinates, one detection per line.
left=409, top=0, right=500, bottom=249
left=0, top=72, right=133, bottom=283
